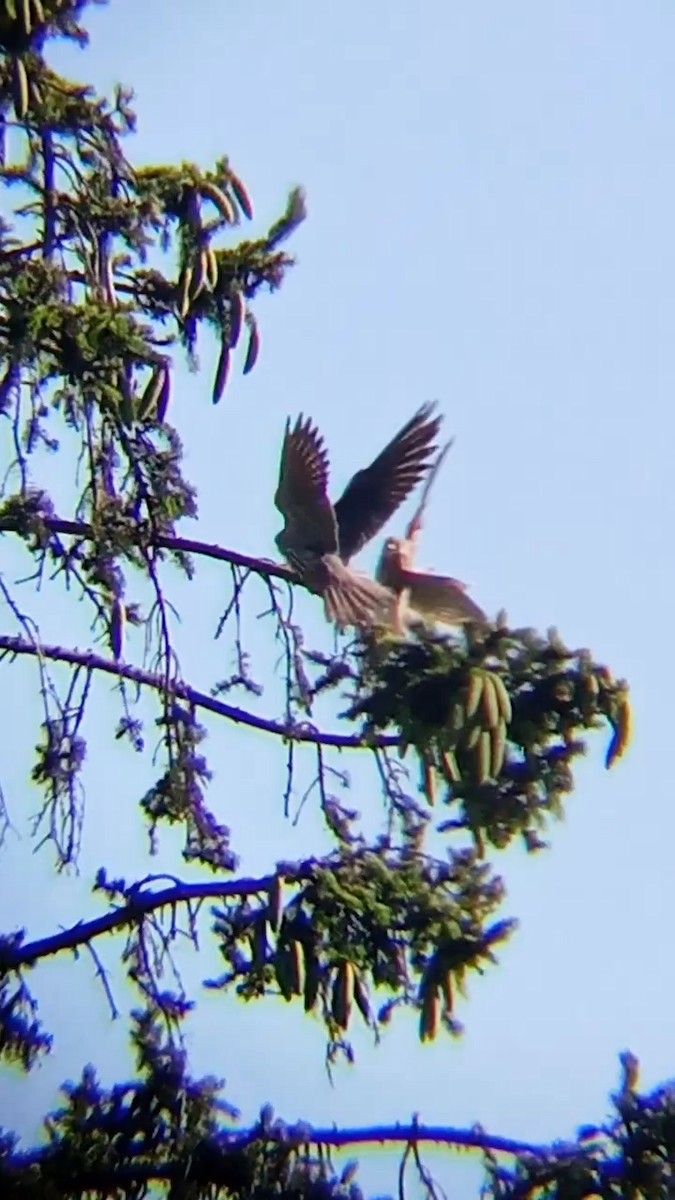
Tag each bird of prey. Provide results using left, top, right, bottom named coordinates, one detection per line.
left=274, top=402, right=443, bottom=630
left=375, top=439, right=487, bottom=632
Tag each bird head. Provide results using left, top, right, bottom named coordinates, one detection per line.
left=375, top=537, right=405, bottom=588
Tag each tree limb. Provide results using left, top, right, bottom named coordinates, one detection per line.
left=0, top=513, right=296, bottom=583
left=0, top=634, right=397, bottom=750
left=4, top=1120, right=602, bottom=1184
left=1, top=870, right=312, bottom=968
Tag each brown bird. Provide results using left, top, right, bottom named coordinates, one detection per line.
left=274, top=402, right=443, bottom=629
left=374, top=440, right=487, bottom=632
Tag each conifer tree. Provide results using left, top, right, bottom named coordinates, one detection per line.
left=0, top=4, right=670, bottom=1198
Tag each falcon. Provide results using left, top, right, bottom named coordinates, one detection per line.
left=374, top=440, right=487, bottom=632
left=274, top=402, right=443, bottom=629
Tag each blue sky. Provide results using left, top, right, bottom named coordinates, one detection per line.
left=1, top=1, right=675, bottom=1195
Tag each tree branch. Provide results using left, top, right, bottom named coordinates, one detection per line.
left=0, top=634, right=396, bottom=750
left=0, top=513, right=296, bottom=583
left=1, top=871, right=296, bottom=968
left=302, top=1122, right=594, bottom=1158
left=5, top=1121, right=603, bottom=1185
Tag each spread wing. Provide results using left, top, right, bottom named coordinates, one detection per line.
left=404, top=570, right=487, bottom=626
left=274, top=415, right=339, bottom=557
left=376, top=540, right=468, bottom=593
left=334, top=402, right=442, bottom=564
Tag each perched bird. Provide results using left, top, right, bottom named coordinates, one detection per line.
left=274, top=402, right=443, bottom=630
left=376, top=538, right=486, bottom=630
left=375, top=440, right=487, bottom=632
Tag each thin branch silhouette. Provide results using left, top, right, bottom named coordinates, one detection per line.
left=6, top=1120, right=603, bottom=1180
left=1, top=872, right=290, bottom=968
left=0, top=634, right=396, bottom=749
left=0, top=513, right=296, bottom=583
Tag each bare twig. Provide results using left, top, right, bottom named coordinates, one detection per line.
left=82, top=938, right=120, bottom=1020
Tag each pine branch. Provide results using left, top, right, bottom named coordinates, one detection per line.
left=260, top=1121, right=594, bottom=1159
left=1, top=870, right=298, bottom=969
left=0, top=634, right=396, bottom=749
left=0, top=513, right=296, bottom=584
left=2, top=1120, right=605, bottom=1187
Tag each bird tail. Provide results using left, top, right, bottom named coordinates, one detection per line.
left=321, top=556, right=394, bottom=631
left=405, top=571, right=487, bottom=626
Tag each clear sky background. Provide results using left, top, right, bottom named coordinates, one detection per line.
left=1, top=1, right=674, bottom=1195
